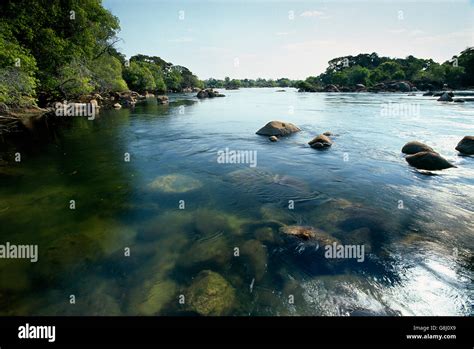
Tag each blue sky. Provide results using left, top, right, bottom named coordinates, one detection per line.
left=103, top=0, right=474, bottom=80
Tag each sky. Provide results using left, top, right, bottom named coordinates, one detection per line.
left=103, top=0, right=474, bottom=80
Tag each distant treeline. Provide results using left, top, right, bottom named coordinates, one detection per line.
left=204, top=77, right=296, bottom=89
left=295, top=50, right=474, bottom=92
left=0, top=0, right=203, bottom=108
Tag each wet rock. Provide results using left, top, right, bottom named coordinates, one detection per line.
left=405, top=151, right=455, bottom=171
left=453, top=99, right=465, bottom=103
left=423, top=91, right=433, bottom=96
left=256, top=121, right=301, bottom=137
left=455, top=136, right=474, bottom=155
left=401, top=141, right=435, bottom=155
left=157, top=95, right=169, bottom=104
left=187, top=270, right=236, bottom=316
left=280, top=225, right=339, bottom=245
left=276, top=89, right=286, bottom=92
left=241, top=239, right=267, bottom=281
left=308, top=134, right=332, bottom=149
left=269, top=136, right=279, bottom=142
left=437, top=92, right=453, bottom=102
left=113, top=103, right=122, bottom=109
left=148, top=174, right=203, bottom=193
left=323, top=131, right=333, bottom=136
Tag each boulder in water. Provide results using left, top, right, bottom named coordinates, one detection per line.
left=405, top=151, right=455, bottom=170
left=157, top=95, right=169, bottom=104
left=269, top=136, right=279, bottom=142
left=256, top=121, right=301, bottom=136
left=455, top=136, right=474, bottom=155
left=437, top=92, right=453, bottom=102
left=308, top=134, right=332, bottom=149
left=401, top=141, right=435, bottom=154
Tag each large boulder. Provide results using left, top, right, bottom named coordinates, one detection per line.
left=437, top=92, right=453, bottom=102
left=196, top=88, right=225, bottom=99
left=397, top=81, right=411, bottom=92
left=405, top=151, right=455, bottom=171
left=308, top=134, right=332, bottom=149
left=157, top=95, right=169, bottom=104
left=401, top=141, right=435, bottom=155
left=187, top=270, right=236, bottom=316
left=455, top=136, right=474, bottom=155
left=256, top=121, right=301, bottom=136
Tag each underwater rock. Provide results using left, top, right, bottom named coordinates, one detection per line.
left=455, top=136, right=474, bottom=155
left=187, top=270, right=236, bottom=316
left=35, top=233, right=104, bottom=282
left=405, top=151, right=455, bottom=171
left=178, top=234, right=231, bottom=269
left=256, top=121, right=301, bottom=137
left=193, top=208, right=246, bottom=236
left=148, top=174, right=203, bottom=193
left=269, top=135, right=279, bottom=142
left=133, top=279, right=177, bottom=315
left=140, top=211, right=193, bottom=241
left=308, top=134, right=332, bottom=149
left=241, top=239, right=268, bottom=281
left=254, top=226, right=277, bottom=244
left=401, top=141, right=436, bottom=155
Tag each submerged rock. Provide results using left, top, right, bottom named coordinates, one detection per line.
left=256, top=121, right=301, bottom=137
left=405, top=151, right=455, bottom=171
left=133, top=279, right=177, bottom=315
left=187, top=270, right=236, bottom=316
left=241, top=239, right=268, bottom=281
left=148, top=174, right=203, bottom=193
left=178, top=234, right=231, bottom=269
left=455, top=136, right=474, bottom=155
left=401, top=141, right=436, bottom=154
left=269, top=135, right=279, bottom=142
left=308, top=134, right=332, bottom=149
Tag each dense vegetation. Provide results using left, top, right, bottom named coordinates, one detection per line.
left=296, top=50, right=474, bottom=92
left=0, top=0, right=203, bottom=108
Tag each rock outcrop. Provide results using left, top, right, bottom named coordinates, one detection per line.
left=455, top=136, right=474, bottom=155
left=256, top=121, right=301, bottom=137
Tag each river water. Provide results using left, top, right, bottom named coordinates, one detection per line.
left=0, top=88, right=472, bottom=316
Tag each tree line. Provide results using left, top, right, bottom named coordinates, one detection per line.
left=295, top=50, right=474, bottom=92
left=0, top=0, right=203, bottom=108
